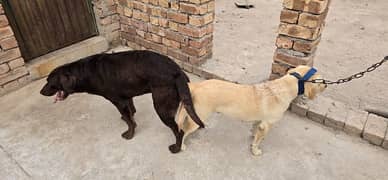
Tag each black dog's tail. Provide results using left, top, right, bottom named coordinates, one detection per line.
left=175, top=73, right=205, bottom=128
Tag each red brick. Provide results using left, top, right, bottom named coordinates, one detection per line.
left=0, top=26, right=14, bottom=40
left=150, top=16, right=159, bottom=25
left=180, top=3, right=207, bottom=15
left=120, top=15, right=132, bottom=25
left=273, top=49, right=313, bottom=66
left=178, top=25, right=206, bottom=38
left=0, top=48, right=21, bottom=64
left=148, top=41, right=168, bottom=54
left=131, top=19, right=148, bottom=31
left=189, top=13, right=213, bottom=26
left=298, top=12, right=324, bottom=28
left=0, top=66, right=28, bottom=85
left=146, top=33, right=162, bottom=43
left=123, top=7, right=133, bottom=17
left=162, top=38, right=181, bottom=49
left=122, top=25, right=137, bottom=35
left=121, top=32, right=136, bottom=42
left=171, top=1, right=179, bottom=10
left=205, top=24, right=213, bottom=34
left=0, top=63, right=10, bottom=75
left=165, top=30, right=188, bottom=43
left=8, top=58, right=24, bottom=69
left=2, top=80, right=19, bottom=90
left=280, top=9, right=299, bottom=24
left=293, top=37, right=321, bottom=53
left=182, top=46, right=207, bottom=57
left=149, top=0, right=159, bottom=5
left=278, top=23, right=320, bottom=40
left=159, top=18, right=169, bottom=27
left=132, top=10, right=149, bottom=22
left=148, top=24, right=166, bottom=36
left=0, top=37, right=18, bottom=50
left=0, top=15, right=8, bottom=28
left=283, top=0, right=329, bottom=14
left=169, top=21, right=179, bottom=31
left=276, top=35, right=293, bottom=49
left=133, top=1, right=148, bottom=12
left=159, top=0, right=169, bottom=8
left=167, top=48, right=189, bottom=62
left=167, top=11, right=188, bottom=24
left=189, top=53, right=211, bottom=65
left=189, top=35, right=211, bottom=48
left=151, top=8, right=167, bottom=17
left=306, top=0, right=329, bottom=14
left=207, top=1, right=215, bottom=12
left=283, top=0, right=305, bottom=11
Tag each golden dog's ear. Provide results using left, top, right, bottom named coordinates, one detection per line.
left=304, top=83, right=318, bottom=100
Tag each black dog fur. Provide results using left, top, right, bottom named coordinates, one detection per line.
left=40, top=50, right=204, bottom=153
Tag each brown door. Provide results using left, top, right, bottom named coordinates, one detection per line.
left=3, top=0, right=98, bottom=61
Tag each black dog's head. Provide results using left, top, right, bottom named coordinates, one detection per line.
left=40, top=66, right=77, bottom=102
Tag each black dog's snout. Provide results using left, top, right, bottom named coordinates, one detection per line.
left=40, top=84, right=56, bottom=96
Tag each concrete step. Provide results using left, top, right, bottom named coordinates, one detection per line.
left=27, top=36, right=109, bottom=80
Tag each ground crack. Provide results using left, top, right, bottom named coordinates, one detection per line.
left=0, top=144, right=32, bottom=178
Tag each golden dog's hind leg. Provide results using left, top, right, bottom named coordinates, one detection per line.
left=251, top=121, right=271, bottom=156
left=177, top=105, right=211, bottom=151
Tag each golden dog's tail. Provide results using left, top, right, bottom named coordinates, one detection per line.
left=175, top=73, right=205, bottom=128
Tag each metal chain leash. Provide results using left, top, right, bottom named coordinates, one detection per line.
left=306, top=56, right=388, bottom=85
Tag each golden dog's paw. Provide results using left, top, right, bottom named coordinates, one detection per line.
left=251, top=146, right=262, bottom=156
left=181, top=144, right=187, bottom=151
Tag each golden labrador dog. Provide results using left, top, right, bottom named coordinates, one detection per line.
left=176, top=65, right=327, bottom=155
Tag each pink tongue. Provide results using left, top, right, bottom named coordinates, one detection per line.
left=54, top=91, right=63, bottom=103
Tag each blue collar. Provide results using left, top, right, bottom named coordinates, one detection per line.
left=290, top=68, right=317, bottom=95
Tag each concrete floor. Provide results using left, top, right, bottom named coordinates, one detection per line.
left=1, top=74, right=388, bottom=180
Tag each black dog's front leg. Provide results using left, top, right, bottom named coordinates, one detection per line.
left=111, top=99, right=137, bottom=140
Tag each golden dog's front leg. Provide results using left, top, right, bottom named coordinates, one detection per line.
left=251, top=121, right=271, bottom=156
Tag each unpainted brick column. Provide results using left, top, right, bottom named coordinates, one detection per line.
left=270, top=0, right=330, bottom=79
left=92, top=0, right=121, bottom=45
left=0, top=3, right=30, bottom=95
left=118, top=0, right=214, bottom=66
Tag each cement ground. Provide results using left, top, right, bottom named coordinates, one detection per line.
left=202, top=0, right=388, bottom=112
left=1, top=74, right=388, bottom=180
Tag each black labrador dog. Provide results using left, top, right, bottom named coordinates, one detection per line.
left=40, top=50, right=204, bottom=153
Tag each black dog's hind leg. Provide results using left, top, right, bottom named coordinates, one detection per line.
left=112, top=100, right=137, bottom=140
left=152, top=87, right=184, bottom=153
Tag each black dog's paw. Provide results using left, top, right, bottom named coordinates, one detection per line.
left=121, top=130, right=135, bottom=140
left=168, top=144, right=181, bottom=154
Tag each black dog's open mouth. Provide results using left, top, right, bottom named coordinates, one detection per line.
left=54, top=91, right=68, bottom=103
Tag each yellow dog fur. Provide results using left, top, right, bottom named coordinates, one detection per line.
left=176, top=65, right=327, bottom=156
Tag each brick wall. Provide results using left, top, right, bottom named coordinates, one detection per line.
left=0, top=3, right=30, bottom=95
left=92, top=0, right=121, bottom=45
left=118, top=0, right=215, bottom=66
left=271, top=0, right=330, bottom=79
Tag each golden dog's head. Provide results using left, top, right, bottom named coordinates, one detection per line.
left=287, top=65, right=327, bottom=99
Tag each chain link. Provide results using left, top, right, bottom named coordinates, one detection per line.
left=306, top=56, right=388, bottom=85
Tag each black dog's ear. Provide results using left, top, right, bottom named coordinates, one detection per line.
left=59, top=74, right=76, bottom=92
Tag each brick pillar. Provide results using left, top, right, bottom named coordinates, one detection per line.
left=118, top=0, right=214, bottom=66
left=0, top=3, right=30, bottom=95
left=270, top=0, right=330, bottom=79
left=92, top=0, right=121, bottom=45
